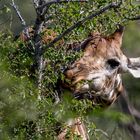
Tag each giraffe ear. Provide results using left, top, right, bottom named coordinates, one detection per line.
left=111, top=25, right=124, bottom=46
left=127, top=57, right=140, bottom=78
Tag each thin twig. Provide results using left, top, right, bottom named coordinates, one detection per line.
left=43, top=1, right=123, bottom=51
left=10, top=0, right=30, bottom=38
left=10, top=0, right=26, bottom=26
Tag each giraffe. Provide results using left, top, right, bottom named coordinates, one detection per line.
left=58, top=26, right=140, bottom=139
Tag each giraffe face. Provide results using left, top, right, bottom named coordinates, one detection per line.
left=64, top=27, right=140, bottom=105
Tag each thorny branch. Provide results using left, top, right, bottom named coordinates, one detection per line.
left=39, top=0, right=88, bottom=15
left=33, top=0, right=88, bottom=36
left=40, top=0, right=88, bottom=8
left=32, top=0, right=88, bottom=96
left=44, top=0, right=123, bottom=51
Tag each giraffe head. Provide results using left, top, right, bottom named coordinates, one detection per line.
left=64, top=26, right=140, bottom=106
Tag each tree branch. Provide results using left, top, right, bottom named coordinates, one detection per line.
left=125, top=15, right=140, bottom=21
left=11, top=0, right=26, bottom=26
left=39, top=0, right=88, bottom=9
left=10, top=0, right=30, bottom=38
left=32, top=0, right=88, bottom=96
left=34, top=0, right=88, bottom=31
left=32, top=0, right=46, bottom=96
left=43, top=1, right=123, bottom=52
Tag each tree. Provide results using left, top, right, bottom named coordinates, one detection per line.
left=0, top=0, right=140, bottom=139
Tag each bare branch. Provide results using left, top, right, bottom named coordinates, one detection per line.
left=43, top=1, right=123, bottom=51
left=10, top=0, right=30, bottom=38
left=32, top=0, right=47, bottom=96
left=10, top=0, right=26, bottom=26
left=33, top=0, right=46, bottom=35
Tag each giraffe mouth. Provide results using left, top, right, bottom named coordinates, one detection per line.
left=73, top=89, right=114, bottom=107
left=63, top=76, right=109, bottom=100
left=74, top=91, right=95, bottom=100
left=73, top=90, right=103, bottom=100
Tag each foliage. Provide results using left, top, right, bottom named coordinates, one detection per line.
left=0, top=0, right=140, bottom=139
left=0, top=30, right=131, bottom=140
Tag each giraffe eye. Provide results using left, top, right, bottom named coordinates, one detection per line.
left=107, top=58, right=120, bottom=69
